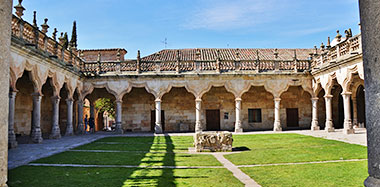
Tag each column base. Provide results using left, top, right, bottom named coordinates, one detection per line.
left=344, top=128, right=355, bottom=134
left=234, top=121, right=243, bottom=133
left=31, top=128, right=43, bottom=143
left=365, top=176, right=380, bottom=187
left=8, top=131, right=18, bottom=149
left=273, top=122, right=282, bottom=131
left=65, top=128, right=74, bottom=136
left=77, top=123, right=85, bottom=134
left=50, top=126, right=61, bottom=139
left=234, top=128, right=243, bottom=133
left=155, top=124, right=163, bottom=134
left=325, top=121, right=335, bottom=132
left=195, top=121, right=202, bottom=132
left=115, top=123, right=124, bottom=134
left=311, top=121, right=320, bottom=131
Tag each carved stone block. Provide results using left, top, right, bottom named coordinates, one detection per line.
left=194, top=131, right=233, bottom=152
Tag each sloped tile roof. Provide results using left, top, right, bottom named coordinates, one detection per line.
left=141, top=48, right=315, bottom=61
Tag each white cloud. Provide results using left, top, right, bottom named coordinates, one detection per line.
left=183, top=0, right=286, bottom=30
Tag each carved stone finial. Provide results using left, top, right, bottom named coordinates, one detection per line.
left=274, top=48, right=279, bottom=59
left=176, top=50, right=180, bottom=61
left=235, top=48, right=240, bottom=61
left=58, top=32, right=64, bottom=45
left=256, top=50, right=260, bottom=61
left=293, top=49, right=297, bottom=60
left=314, top=46, right=318, bottom=55
left=116, top=49, right=121, bottom=62
left=320, top=42, right=325, bottom=50
left=52, top=28, right=57, bottom=41
left=345, top=28, right=352, bottom=38
left=216, top=49, right=221, bottom=60
left=41, top=18, right=49, bottom=34
left=335, top=30, right=342, bottom=42
left=97, top=52, right=101, bottom=62
left=33, top=11, right=37, bottom=27
left=14, top=0, right=26, bottom=18
left=69, top=21, right=77, bottom=49
left=327, top=37, right=331, bottom=48
left=137, top=50, right=141, bottom=59
left=196, top=48, right=201, bottom=60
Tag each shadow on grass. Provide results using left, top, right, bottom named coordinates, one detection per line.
left=232, top=146, right=251, bottom=152
left=158, top=135, right=175, bottom=187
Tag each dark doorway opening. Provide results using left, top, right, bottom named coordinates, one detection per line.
left=206, top=109, right=220, bottom=131
left=151, top=110, right=165, bottom=132
left=286, top=108, right=299, bottom=127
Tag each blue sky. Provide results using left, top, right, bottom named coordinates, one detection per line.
left=14, top=0, right=360, bottom=59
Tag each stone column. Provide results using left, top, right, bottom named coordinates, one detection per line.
left=65, top=98, right=74, bottom=136
left=273, top=98, right=282, bottom=131
left=342, top=93, right=354, bottom=134
left=49, top=96, right=61, bottom=139
left=235, top=98, right=243, bottom=132
left=359, top=1, right=380, bottom=185
left=0, top=0, right=12, bottom=185
left=31, top=93, right=43, bottom=143
left=352, top=97, right=359, bottom=128
left=324, top=95, right=334, bottom=132
left=115, top=99, right=123, bottom=134
left=195, top=98, right=202, bottom=132
left=311, top=97, right=320, bottom=131
left=77, top=99, right=85, bottom=134
left=8, top=91, right=18, bottom=148
left=155, top=98, right=163, bottom=133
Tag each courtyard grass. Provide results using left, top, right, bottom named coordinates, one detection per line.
left=240, top=160, right=368, bottom=187
left=225, top=133, right=367, bottom=165
left=8, top=133, right=369, bottom=186
left=8, top=167, right=243, bottom=187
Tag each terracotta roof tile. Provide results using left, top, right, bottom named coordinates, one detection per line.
left=141, top=48, right=314, bottom=62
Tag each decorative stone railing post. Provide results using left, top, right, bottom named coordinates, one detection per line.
left=50, top=96, right=61, bottom=139
left=136, top=50, right=141, bottom=73
left=342, top=92, right=355, bottom=134
left=115, top=99, right=123, bottom=134
left=195, top=98, right=202, bottom=132
left=352, top=97, right=358, bottom=128
left=324, top=95, right=334, bottom=132
left=65, top=98, right=74, bottom=136
left=31, top=92, right=43, bottom=143
left=156, top=61, right=161, bottom=73
left=273, top=98, right=282, bottom=131
left=77, top=99, right=84, bottom=134
left=155, top=98, right=163, bottom=133
left=311, top=97, right=320, bottom=130
left=8, top=91, right=18, bottom=148
left=235, top=98, right=243, bottom=132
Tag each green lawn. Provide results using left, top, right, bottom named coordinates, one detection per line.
left=8, top=133, right=369, bottom=186
left=8, top=167, right=243, bottom=187
left=240, top=160, right=368, bottom=187
left=225, top=134, right=367, bottom=165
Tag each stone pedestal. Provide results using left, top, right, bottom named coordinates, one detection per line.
left=65, top=98, right=74, bottom=136
left=311, top=97, right=320, bottom=131
left=31, top=93, right=43, bottom=143
left=195, top=99, right=202, bottom=132
left=154, top=99, right=163, bottom=133
left=49, top=96, right=61, bottom=139
left=324, top=95, right=335, bottom=132
left=194, top=131, right=233, bottom=152
left=8, top=91, right=17, bottom=148
left=115, top=100, right=123, bottom=134
left=359, top=0, right=380, bottom=186
left=273, top=98, right=282, bottom=131
left=234, top=98, right=243, bottom=133
left=0, top=1, right=12, bottom=186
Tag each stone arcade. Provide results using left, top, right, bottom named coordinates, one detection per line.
left=1, top=0, right=378, bottom=186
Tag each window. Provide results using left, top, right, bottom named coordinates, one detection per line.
left=224, top=112, right=229, bottom=119
left=248, top=109, right=262, bottom=123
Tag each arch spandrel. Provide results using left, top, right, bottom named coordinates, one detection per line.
left=225, top=80, right=251, bottom=98
left=106, top=81, right=132, bottom=101
left=264, top=79, right=290, bottom=98
left=145, top=81, right=171, bottom=99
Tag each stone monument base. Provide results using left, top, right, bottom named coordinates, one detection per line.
left=194, top=131, right=233, bottom=152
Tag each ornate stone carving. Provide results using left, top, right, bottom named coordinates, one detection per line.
left=194, top=131, right=233, bottom=152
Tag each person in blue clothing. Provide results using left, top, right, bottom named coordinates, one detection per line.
left=84, top=115, right=89, bottom=133
left=89, top=117, right=95, bottom=133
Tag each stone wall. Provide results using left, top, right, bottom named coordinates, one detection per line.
left=242, top=86, right=274, bottom=130
left=122, top=88, right=155, bottom=132
left=162, top=87, right=195, bottom=132
left=281, top=86, right=312, bottom=128
left=202, top=86, right=235, bottom=131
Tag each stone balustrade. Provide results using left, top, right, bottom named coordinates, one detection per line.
left=312, top=34, right=362, bottom=69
